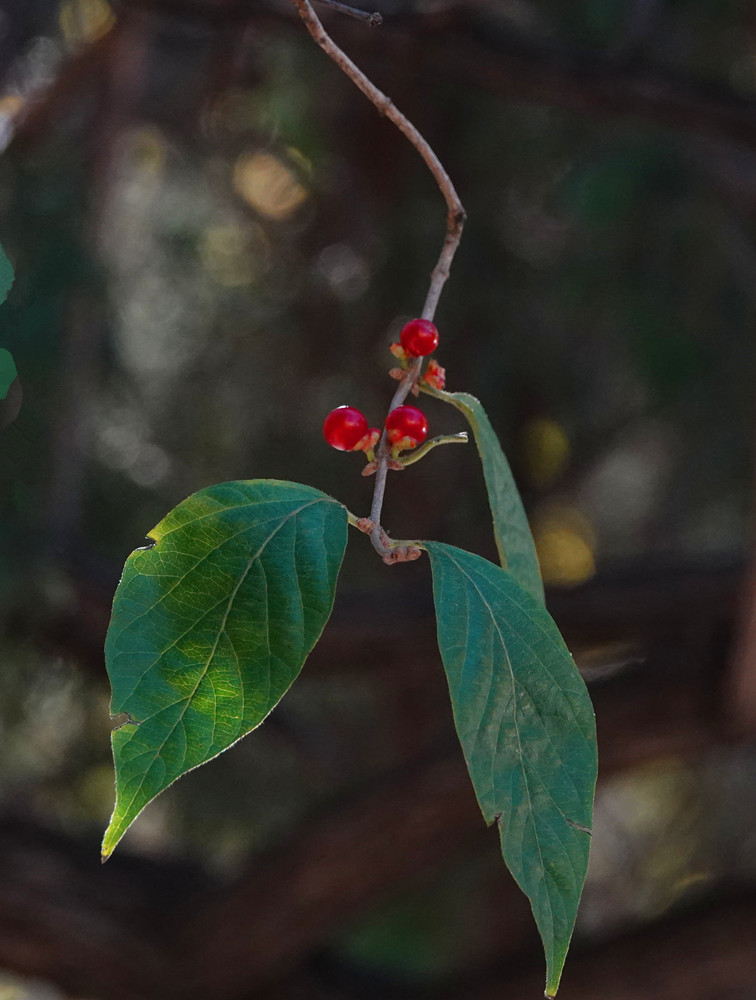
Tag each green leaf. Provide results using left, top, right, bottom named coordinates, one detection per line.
left=424, top=541, right=597, bottom=996
left=0, top=349, right=16, bottom=400
left=0, top=241, right=13, bottom=307
left=103, top=480, right=348, bottom=859
left=424, top=387, right=544, bottom=603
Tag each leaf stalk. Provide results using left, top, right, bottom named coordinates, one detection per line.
left=399, top=432, right=468, bottom=466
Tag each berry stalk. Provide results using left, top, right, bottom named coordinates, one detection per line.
left=292, top=0, right=466, bottom=560
left=368, top=356, right=422, bottom=558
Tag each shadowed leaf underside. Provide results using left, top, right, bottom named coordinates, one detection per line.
left=428, top=388, right=544, bottom=603
left=425, top=541, right=597, bottom=995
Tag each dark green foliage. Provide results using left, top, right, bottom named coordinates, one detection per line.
left=425, top=541, right=596, bottom=996
left=425, top=387, right=544, bottom=602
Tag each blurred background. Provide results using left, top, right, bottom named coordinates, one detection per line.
left=0, top=0, right=755, bottom=996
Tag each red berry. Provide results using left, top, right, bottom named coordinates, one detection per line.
left=385, top=405, right=428, bottom=449
left=323, top=406, right=369, bottom=451
left=400, top=318, right=439, bottom=357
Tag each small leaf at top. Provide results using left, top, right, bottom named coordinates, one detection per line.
left=0, top=241, right=13, bottom=307
left=424, top=387, right=544, bottom=603
left=425, top=541, right=597, bottom=996
left=103, top=479, right=348, bottom=859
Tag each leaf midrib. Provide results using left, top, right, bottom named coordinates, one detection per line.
left=112, top=498, right=327, bottom=704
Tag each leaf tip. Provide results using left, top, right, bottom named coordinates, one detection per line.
left=545, top=966, right=563, bottom=998
left=101, top=814, right=126, bottom=862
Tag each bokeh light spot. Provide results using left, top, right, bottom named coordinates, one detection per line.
left=127, top=125, right=166, bottom=175
left=533, top=504, right=596, bottom=586
left=201, top=223, right=261, bottom=288
left=233, top=151, right=308, bottom=220
left=522, top=416, right=570, bottom=488
left=0, top=96, right=24, bottom=151
left=59, top=0, right=116, bottom=48
left=0, top=96, right=24, bottom=118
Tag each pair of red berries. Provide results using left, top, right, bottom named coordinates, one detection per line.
left=323, top=404, right=428, bottom=452
left=322, top=318, right=438, bottom=455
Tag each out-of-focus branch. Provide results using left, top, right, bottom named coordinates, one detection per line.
left=0, top=818, right=189, bottom=1000
left=0, top=552, right=739, bottom=999
left=7, top=27, right=120, bottom=149
left=727, top=497, right=756, bottom=734
left=12, top=2, right=756, bottom=163
left=729, top=587, right=756, bottom=734
left=445, top=28, right=756, bottom=151
left=118, top=0, right=756, bottom=152
left=179, top=755, right=488, bottom=999
left=459, top=890, right=756, bottom=1000
left=171, top=574, right=730, bottom=998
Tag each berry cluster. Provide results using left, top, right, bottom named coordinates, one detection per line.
left=323, top=318, right=445, bottom=464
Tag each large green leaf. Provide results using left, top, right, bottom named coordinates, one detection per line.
left=423, top=387, right=544, bottom=603
left=424, top=541, right=596, bottom=996
left=103, top=480, right=348, bottom=859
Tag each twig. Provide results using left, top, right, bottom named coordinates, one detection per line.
left=315, top=0, right=383, bottom=27
left=291, top=0, right=466, bottom=561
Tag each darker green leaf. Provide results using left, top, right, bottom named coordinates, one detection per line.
left=425, top=541, right=597, bottom=996
left=103, top=480, right=348, bottom=859
left=424, top=387, right=544, bottom=603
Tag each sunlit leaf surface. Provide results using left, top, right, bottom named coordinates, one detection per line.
left=103, top=479, right=347, bottom=858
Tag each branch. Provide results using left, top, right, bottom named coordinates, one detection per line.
left=290, top=0, right=465, bottom=562
left=314, top=0, right=382, bottom=27
left=179, top=754, right=487, bottom=998
left=0, top=817, right=188, bottom=1000
left=116, top=0, right=756, bottom=154
left=726, top=510, right=756, bottom=735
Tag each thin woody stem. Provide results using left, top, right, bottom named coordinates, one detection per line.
left=368, top=355, right=421, bottom=556
left=314, top=0, right=383, bottom=27
left=291, top=0, right=466, bottom=559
